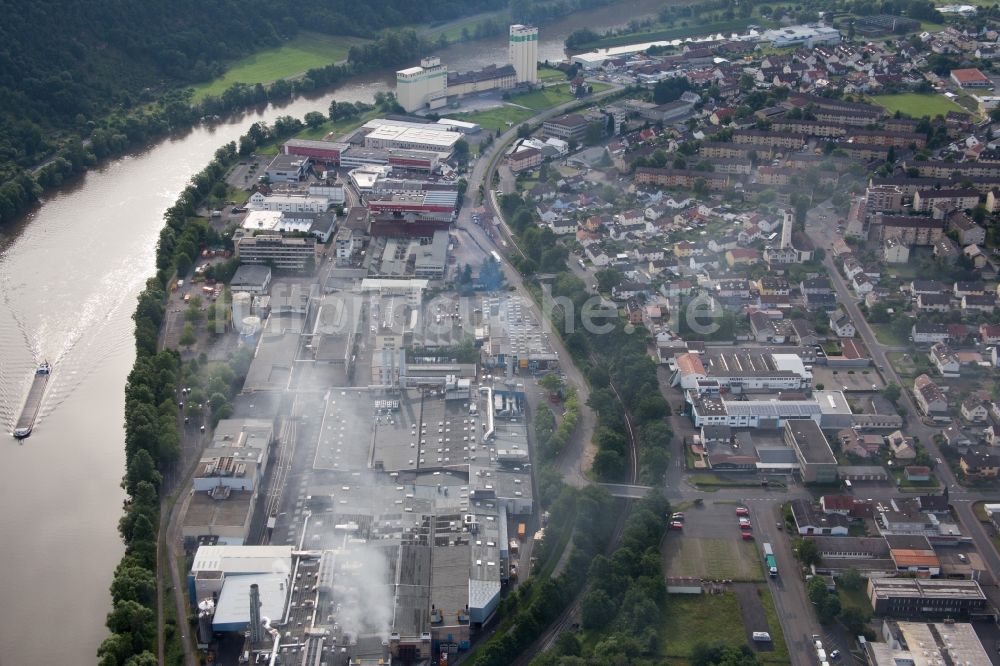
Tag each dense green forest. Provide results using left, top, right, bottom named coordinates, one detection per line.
left=0, top=0, right=627, bottom=226
left=0, top=0, right=506, bottom=223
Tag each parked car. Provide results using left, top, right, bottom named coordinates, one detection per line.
left=670, top=521, right=683, bottom=530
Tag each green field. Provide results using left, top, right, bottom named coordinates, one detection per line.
left=190, top=32, right=366, bottom=102
left=660, top=593, right=747, bottom=659
left=870, top=93, right=965, bottom=118
left=425, top=10, right=509, bottom=42
left=538, top=67, right=566, bottom=81
left=872, top=323, right=908, bottom=347
left=664, top=537, right=765, bottom=581
left=443, top=83, right=610, bottom=133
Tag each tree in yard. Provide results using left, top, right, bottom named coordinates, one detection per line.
left=839, top=605, right=871, bottom=635
left=818, top=593, right=842, bottom=624
left=838, top=567, right=864, bottom=591
left=798, top=539, right=821, bottom=566
left=594, top=267, right=623, bottom=292
left=882, top=382, right=901, bottom=405
left=454, top=139, right=470, bottom=159
left=807, top=576, right=829, bottom=605
left=304, top=111, right=326, bottom=129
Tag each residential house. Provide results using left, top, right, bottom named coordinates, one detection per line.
left=961, top=396, right=989, bottom=422
left=913, top=374, right=948, bottom=417
left=948, top=211, right=987, bottom=246
left=960, top=448, right=1000, bottom=478
left=962, top=293, right=996, bottom=313
left=829, top=310, right=856, bottom=338
left=929, top=342, right=960, bottom=377
left=887, top=430, right=917, bottom=460
left=963, top=244, right=987, bottom=269
left=882, top=237, right=910, bottom=264
left=917, top=294, right=952, bottom=313
left=954, top=281, right=986, bottom=298
left=911, top=323, right=950, bottom=344
left=979, top=323, right=1000, bottom=344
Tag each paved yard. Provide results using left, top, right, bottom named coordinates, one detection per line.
left=662, top=501, right=765, bottom=581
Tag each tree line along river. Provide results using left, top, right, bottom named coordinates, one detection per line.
left=0, top=0, right=665, bottom=661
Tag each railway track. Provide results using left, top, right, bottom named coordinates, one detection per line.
left=512, top=371, right=638, bottom=665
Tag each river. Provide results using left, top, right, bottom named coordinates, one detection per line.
left=0, top=0, right=665, bottom=661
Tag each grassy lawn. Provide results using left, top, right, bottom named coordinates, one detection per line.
left=510, top=85, right=579, bottom=110
left=425, top=10, right=510, bottom=42
left=838, top=585, right=870, bottom=614
left=446, top=82, right=613, bottom=131
left=448, top=106, right=537, bottom=133
left=538, top=67, right=566, bottom=81
left=190, top=32, right=366, bottom=103
left=665, top=537, right=765, bottom=581
left=660, top=593, right=747, bottom=659
left=758, top=587, right=791, bottom=664
left=293, top=108, right=382, bottom=141
left=871, top=323, right=908, bottom=347
left=869, top=93, right=964, bottom=118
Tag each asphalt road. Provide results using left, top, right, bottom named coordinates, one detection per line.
left=805, top=207, right=1000, bottom=581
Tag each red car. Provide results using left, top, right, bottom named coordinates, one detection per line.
left=736, top=507, right=749, bottom=516
left=741, top=531, right=754, bottom=540
left=670, top=521, right=684, bottom=530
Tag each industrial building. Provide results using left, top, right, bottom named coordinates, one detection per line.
left=509, top=24, right=538, bottom=84
left=367, top=190, right=459, bottom=216
left=687, top=390, right=852, bottom=429
left=479, top=293, right=558, bottom=373
left=784, top=419, right=838, bottom=483
left=396, top=56, right=449, bottom=112
left=867, top=578, right=992, bottom=618
left=230, top=265, right=272, bottom=295
left=867, top=621, right=993, bottom=666
left=370, top=230, right=451, bottom=279
left=362, top=120, right=462, bottom=155
left=671, top=351, right=813, bottom=393
left=758, top=25, right=842, bottom=48
left=281, top=138, right=348, bottom=164
left=241, top=209, right=337, bottom=243
left=235, top=232, right=318, bottom=272
left=264, top=154, right=310, bottom=183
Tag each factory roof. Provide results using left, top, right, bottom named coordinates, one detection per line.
left=191, top=545, right=293, bottom=575
left=786, top=419, right=837, bottom=464
left=869, top=578, right=986, bottom=600
left=213, top=572, right=289, bottom=630
left=869, top=621, right=993, bottom=666
left=364, top=123, right=462, bottom=150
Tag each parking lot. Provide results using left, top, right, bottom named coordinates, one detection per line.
left=662, top=500, right=765, bottom=582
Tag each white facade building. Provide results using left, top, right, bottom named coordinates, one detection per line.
left=396, top=56, right=449, bottom=112
left=509, top=25, right=538, bottom=84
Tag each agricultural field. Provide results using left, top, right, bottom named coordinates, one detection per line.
left=190, top=32, right=367, bottom=102
left=870, top=93, right=965, bottom=118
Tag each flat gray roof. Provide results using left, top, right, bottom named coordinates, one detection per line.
left=786, top=419, right=837, bottom=464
